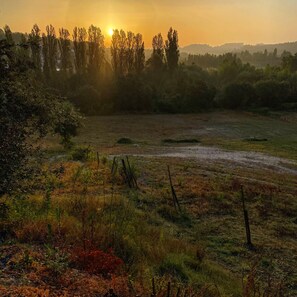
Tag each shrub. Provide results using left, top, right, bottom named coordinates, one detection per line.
left=254, top=80, right=290, bottom=108
left=69, top=85, right=102, bottom=115
left=70, top=248, right=124, bottom=276
left=70, top=146, right=91, bottom=162
left=217, top=82, right=256, bottom=109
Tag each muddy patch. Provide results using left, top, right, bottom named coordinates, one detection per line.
left=130, top=145, right=297, bottom=175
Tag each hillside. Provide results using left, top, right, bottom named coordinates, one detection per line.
left=182, top=41, right=297, bottom=55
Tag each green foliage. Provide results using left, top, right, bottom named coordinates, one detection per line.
left=217, top=82, right=256, bottom=109
left=53, top=100, right=82, bottom=149
left=157, top=205, right=192, bottom=227
left=165, top=27, right=179, bottom=71
left=114, top=74, right=153, bottom=112
left=0, top=28, right=82, bottom=196
left=44, top=245, right=69, bottom=276
left=69, top=84, right=102, bottom=115
left=254, top=80, right=290, bottom=108
left=158, top=254, right=189, bottom=282
left=70, top=146, right=91, bottom=162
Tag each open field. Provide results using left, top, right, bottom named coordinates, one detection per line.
left=70, top=111, right=297, bottom=161
left=42, top=112, right=297, bottom=293
left=1, top=111, right=296, bottom=296
left=75, top=112, right=297, bottom=291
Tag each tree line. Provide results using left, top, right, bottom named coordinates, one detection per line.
left=2, top=24, right=297, bottom=115
left=187, top=49, right=285, bottom=69
left=1, top=24, right=179, bottom=77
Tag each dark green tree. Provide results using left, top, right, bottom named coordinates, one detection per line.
left=165, top=27, right=179, bottom=71
left=134, top=33, right=145, bottom=74
left=58, top=28, right=72, bottom=75
left=88, top=25, right=105, bottom=77
left=0, top=29, right=81, bottom=195
left=73, top=27, right=88, bottom=74
left=149, top=33, right=165, bottom=71
left=28, top=24, right=42, bottom=71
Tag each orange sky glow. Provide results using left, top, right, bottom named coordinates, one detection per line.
left=1, top=0, right=297, bottom=47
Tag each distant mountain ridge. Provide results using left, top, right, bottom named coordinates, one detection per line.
left=181, top=42, right=297, bottom=55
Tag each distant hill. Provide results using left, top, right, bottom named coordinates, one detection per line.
left=182, top=42, right=297, bottom=55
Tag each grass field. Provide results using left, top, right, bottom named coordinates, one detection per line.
left=2, top=111, right=296, bottom=296
left=68, top=111, right=297, bottom=161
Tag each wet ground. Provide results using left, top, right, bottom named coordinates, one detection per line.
left=130, top=145, right=297, bottom=175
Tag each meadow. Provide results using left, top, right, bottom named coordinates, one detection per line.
left=1, top=111, right=296, bottom=296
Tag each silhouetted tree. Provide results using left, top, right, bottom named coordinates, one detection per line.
left=126, top=31, right=135, bottom=73
left=118, top=30, right=128, bottom=75
left=58, top=28, right=72, bottom=75
left=42, top=25, right=58, bottom=77
left=88, top=25, right=105, bottom=77
left=165, top=27, right=179, bottom=71
left=150, top=33, right=165, bottom=71
left=134, top=33, right=145, bottom=74
left=111, top=29, right=128, bottom=76
left=73, top=27, right=87, bottom=74
left=111, top=29, right=120, bottom=75
left=28, top=24, right=42, bottom=71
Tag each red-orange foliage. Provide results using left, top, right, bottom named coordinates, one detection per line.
left=70, top=247, right=124, bottom=276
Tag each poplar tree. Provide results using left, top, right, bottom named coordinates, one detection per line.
left=58, top=28, right=72, bottom=75
left=134, top=33, right=145, bottom=74
left=73, top=27, right=87, bottom=74
left=28, top=24, right=42, bottom=71
left=165, top=27, right=179, bottom=71
left=150, top=33, right=165, bottom=71
left=88, top=25, right=105, bottom=77
left=42, top=25, right=58, bottom=77
left=126, top=31, right=135, bottom=73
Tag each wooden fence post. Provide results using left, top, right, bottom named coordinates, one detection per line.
left=167, top=165, right=181, bottom=212
left=241, top=185, right=253, bottom=249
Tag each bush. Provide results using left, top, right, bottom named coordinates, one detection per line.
left=184, top=80, right=216, bottom=111
left=254, top=80, right=290, bottom=108
left=114, top=75, right=153, bottom=112
left=70, top=146, right=91, bottom=162
left=69, top=85, right=102, bottom=115
left=217, top=82, right=256, bottom=109
left=70, top=248, right=124, bottom=276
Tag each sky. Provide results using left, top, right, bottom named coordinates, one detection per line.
left=1, top=0, right=297, bottom=46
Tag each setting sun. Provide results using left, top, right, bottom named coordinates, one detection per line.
left=108, top=28, right=114, bottom=37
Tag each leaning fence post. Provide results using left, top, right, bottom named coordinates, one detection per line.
left=126, top=156, right=138, bottom=189
left=167, top=165, right=181, bottom=212
left=241, top=185, right=253, bottom=249
left=121, top=159, right=132, bottom=188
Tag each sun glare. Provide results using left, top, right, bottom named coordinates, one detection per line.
left=108, top=28, right=114, bottom=37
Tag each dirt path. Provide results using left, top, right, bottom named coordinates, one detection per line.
left=130, top=145, right=297, bottom=175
